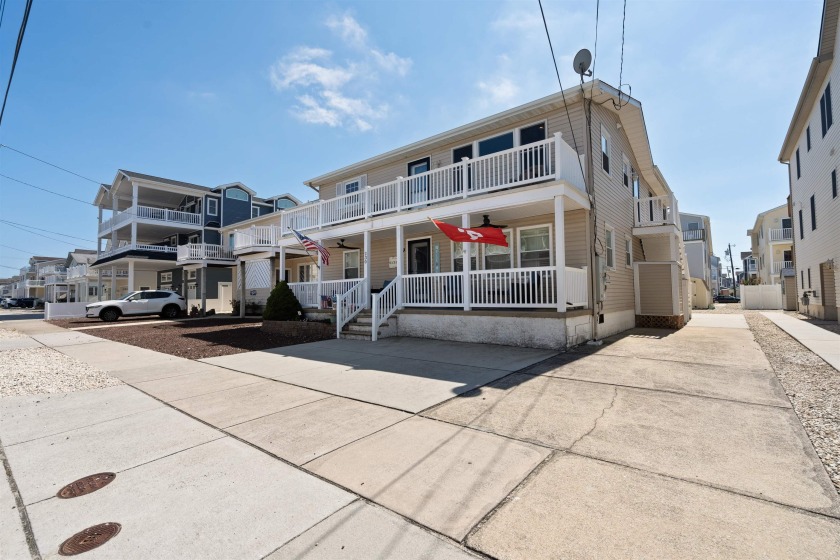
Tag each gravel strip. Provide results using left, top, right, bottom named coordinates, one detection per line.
left=0, top=328, right=27, bottom=340
left=0, top=347, right=121, bottom=397
left=694, top=308, right=840, bottom=493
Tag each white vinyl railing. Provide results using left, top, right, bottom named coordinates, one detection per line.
left=402, top=273, right=464, bottom=307
left=565, top=266, right=588, bottom=307
left=769, top=228, right=793, bottom=242
left=234, top=133, right=586, bottom=250
left=99, top=269, right=129, bottom=278
left=336, top=278, right=369, bottom=337
left=176, top=243, right=235, bottom=262
left=44, top=274, right=67, bottom=285
left=371, top=279, right=398, bottom=341
left=321, top=279, right=363, bottom=300
left=288, top=282, right=319, bottom=308
left=470, top=267, right=556, bottom=308
left=635, top=195, right=679, bottom=228
left=25, top=280, right=45, bottom=287
left=772, top=260, right=793, bottom=273
left=100, top=205, right=201, bottom=233
left=98, top=244, right=177, bottom=259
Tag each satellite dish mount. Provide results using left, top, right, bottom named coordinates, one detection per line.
left=573, top=49, right=593, bottom=77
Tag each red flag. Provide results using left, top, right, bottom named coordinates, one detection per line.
left=430, top=219, right=509, bottom=247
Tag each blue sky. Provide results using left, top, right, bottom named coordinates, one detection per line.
left=0, top=0, right=821, bottom=278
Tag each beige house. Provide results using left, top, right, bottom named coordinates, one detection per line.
left=217, top=80, right=689, bottom=348
left=779, top=0, right=840, bottom=321
left=678, top=212, right=714, bottom=308
left=747, top=204, right=793, bottom=285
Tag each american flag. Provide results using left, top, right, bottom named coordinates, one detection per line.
left=290, top=228, right=330, bottom=266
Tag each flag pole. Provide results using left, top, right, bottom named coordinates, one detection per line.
left=289, top=226, right=322, bottom=270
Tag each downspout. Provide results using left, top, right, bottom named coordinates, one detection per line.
left=584, top=92, right=600, bottom=344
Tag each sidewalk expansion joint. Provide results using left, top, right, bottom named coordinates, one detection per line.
left=0, top=435, right=42, bottom=560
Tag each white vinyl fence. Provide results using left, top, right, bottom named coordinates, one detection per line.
left=740, top=284, right=783, bottom=310
left=44, top=302, right=88, bottom=319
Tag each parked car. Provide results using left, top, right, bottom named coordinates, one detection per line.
left=2, top=297, right=18, bottom=308
left=85, top=290, right=187, bottom=322
left=714, top=295, right=740, bottom=303
left=16, top=297, right=37, bottom=308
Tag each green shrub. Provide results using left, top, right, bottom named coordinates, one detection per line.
left=263, top=281, right=303, bottom=321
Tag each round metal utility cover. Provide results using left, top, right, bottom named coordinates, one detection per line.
left=56, top=473, right=116, bottom=499
left=59, top=523, right=121, bottom=556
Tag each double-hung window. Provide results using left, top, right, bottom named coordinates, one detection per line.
left=820, top=82, right=833, bottom=137
left=832, top=170, right=837, bottom=198
left=343, top=250, right=360, bottom=280
left=605, top=226, right=615, bottom=269
left=799, top=209, right=804, bottom=239
left=206, top=198, right=218, bottom=216
left=624, top=235, right=632, bottom=268
left=518, top=226, right=551, bottom=268
left=298, top=264, right=316, bottom=282
left=811, top=195, right=817, bottom=230
left=452, top=242, right=478, bottom=272
left=337, top=176, right=366, bottom=197
left=483, top=230, right=512, bottom=269
left=807, top=126, right=812, bottom=151
left=796, top=148, right=801, bottom=179
left=601, top=126, right=611, bottom=174
left=251, top=206, right=260, bottom=219
left=622, top=155, right=630, bottom=187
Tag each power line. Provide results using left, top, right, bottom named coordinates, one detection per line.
left=0, top=0, right=34, bottom=127
left=0, top=221, right=81, bottom=247
left=0, top=264, right=23, bottom=271
left=592, top=0, right=600, bottom=82
left=0, top=0, right=7, bottom=31
left=0, top=243, right=32, bottom=254
left=0, top=219, right=95, bottom=243
left=0, top=144, right=103, bottom=184
left=612, top=0, right=630, bottom=110
left=537, top=0, right=586, bottom=182
left=0, top=174, right=94, bottom=205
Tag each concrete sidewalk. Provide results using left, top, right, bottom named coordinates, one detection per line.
left=762, top=311, right=840, bottom=371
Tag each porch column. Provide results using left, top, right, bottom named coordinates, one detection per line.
left=200, top=264, right=207, bottom=316
left=363, top=230, right=371, bottom=293
left=554, top=197, right=566, bottom=312
left=131, top=184, right=139, bottom=247
left=110, top=265, right=117, bottom=297
left=127, top=261, right=135, bottom=293
left=269, top=253, right=278, bottom=286
left=317, top=250, right=324, bottom=307
left=97, top=207, right=103, bottom=259
left=395, top=225, right=404, bottom=307
left=768, top=249, right=775, bottom=285
left=239, top=261, right=246, bottom=318
left=278, top=247, right=286, bottom=283
left=462, top=214, right=472, bottom=311
left=97, top=269, right=102, bottom=301
left=111, top=196, right=118, bottom=254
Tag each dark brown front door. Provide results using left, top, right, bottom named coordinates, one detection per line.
left=407, top=239, right=431, bottom=274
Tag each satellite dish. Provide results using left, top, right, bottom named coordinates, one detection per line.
left=573, top=49, right=593, bottom=77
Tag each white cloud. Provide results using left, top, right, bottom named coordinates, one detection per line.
left=477, top=77, right=520, bottom=107
left=270, top=12, right=410, bottom=131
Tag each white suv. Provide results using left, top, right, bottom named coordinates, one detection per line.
left=86, top=290, right=187, bottom=322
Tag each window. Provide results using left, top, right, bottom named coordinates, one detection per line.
left=478, top=132, right=514, bottom=156
left=338, top=175, right=366, bottom=196
left=799, top=209, right=804, bottom=239
left=252, top=206, right=260, bottom=219
left=605, top=226, right=615, bottom=269
left=518, top=225, right=551, bottom=268
left=820, top=82, right=833, bottom=137
left=625, top=235, right=632, bottom=268
left=632, top=169, right=639, bottom=199
left=206, top=198, right=218, bottom=216
left=808, top=267, right=812, bottom=289
left=452, top=241, right=478, bottom=271
left=187, top=269, right=197, bottom=280
left=225, top=187, right=249, bottom=201
left=160, top=272, right=173, bottom=283
left=810, top=194, right=816, bottom=230
left=796, top=148, right=801, bottom=179
left=484, top=230, right=512, bottom=269
left=275, top=198, right=295, bottom=210
left=519, top=122, right=546, bottom=146
left=807, top=126, right=812, bottom=151
left=833, top=170, right=837, bottom=198
left=601, top=126, right=610, bottom=174
left=622, top=155, right=630, bottom=187
left=801, top=270, right=804, bottom=286
left=169, top=237, right=177, bottom=247
left=88, top=286, right=98, bottom=297
left=343, top=250, right=360, bottom=279
left=228, top=233, right=235, bottom=250
left=188, top=234, right=200, bottom=244
left=298, top=263, right=317, bottom=282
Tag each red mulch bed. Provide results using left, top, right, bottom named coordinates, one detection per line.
left=78, top=318, right=333, bottom=359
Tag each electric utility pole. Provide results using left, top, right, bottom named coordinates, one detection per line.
left=725, top=243, right=737, bottom=297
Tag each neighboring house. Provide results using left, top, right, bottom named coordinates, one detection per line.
left=679, top=213, right=714, bottom=308
left=92, top=170, right=299, bottom=311
left=741, top=251, right=758, bottom=282
left=746, top=204, right=793, bottom=285
left=62, top=249, right=99, bottom=303
left=15, top=257, right=64, bottom=300
left=0, top=278, right=13, bottom=297
left=710, top=255, right=721, bottom=296
left=779, top=0, right=840, bottom=321
left=227, top=79, right=690, bottom=348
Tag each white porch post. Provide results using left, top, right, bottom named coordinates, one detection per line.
left=97, top=269, right=102, bottom=301
left=395, top=225, right=404, bottom=307
left=278, top=247, right=286, bottom=283
left=131, top=184, right=139, bottom=247
left=239, top=261, right=246, bottom=318
left=363, top=230, right=371, bottom=300
left=317, top=250, right=324, bottom=307
left=554, top=196, right=567, bottom=312
left=462, top=214, right=472, bottom=311
left=110, top=265, right=117, bottom=297
left=127, top=261, right=135, bottom=293
left=269, top=253, right=277, bottom=285
left=200, top=264, right=207, bottom=316
left=768, top=247, right=775, bottom=285
left=111, top=196, right=118, bottom=254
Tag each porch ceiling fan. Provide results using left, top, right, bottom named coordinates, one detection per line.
left=473, top=214, right=508, bottom=229
left=328, top=239, right=360, bottom=250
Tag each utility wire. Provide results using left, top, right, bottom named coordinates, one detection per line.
left=0, top=0, right=34, bottom=127
left=591, top=0, right=600, bottom=83
left=0, top=264, right=23, bottom=271
left=0, top=243, right=32, bottom=254
left=0, top=219, right=95, bottom=243
left=0, top=0, right=7, bottom=31
left=537, top=0, right=586, bottom=182
left=0, top=174, right=94, bottom=205
left=0, top=144, right=103, bottom=184
left=0, top=221, right=83, bottom=247
left=613, top=0, right=630, bottom=110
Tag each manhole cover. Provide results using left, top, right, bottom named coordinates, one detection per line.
left=59, top=523, right=121, bottom=556
left=57, top=473, right=116, bottom=499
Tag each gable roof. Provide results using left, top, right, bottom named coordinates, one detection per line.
left=119, top=170, right=211, bottom=191
left=779, top=0, right=840, bottom=161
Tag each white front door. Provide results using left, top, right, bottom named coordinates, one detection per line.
left=218, top=282, right=232, bottom=313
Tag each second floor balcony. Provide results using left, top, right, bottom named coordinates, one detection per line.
left=177, top=243, right=235, bottom=264
left=769, top=228, right=793, bottom=242
left=772, top=260, right=794, bottom=274
left=682, top=228, right=706, bottom=242
left=633, top=194, right=680, bottom=231
left=44, top=274, right=67, bottom=285
left=25, top=279, right=44, bottom=287
left=99, top=205, right=202, bottom=235
left=97, top=243, right=178, bottom=260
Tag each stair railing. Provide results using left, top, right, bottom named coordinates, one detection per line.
left=371, top=279, right=399, bottom=341
left=336, top=277, right=369, bottom=338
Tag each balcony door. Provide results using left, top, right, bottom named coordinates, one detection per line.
left=407, top=157, right=430, bottom=205
left=407, top=239, right=431, bottom=274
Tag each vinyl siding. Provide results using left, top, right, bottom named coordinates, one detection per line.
left=638, top=264, right=674, bottom=316
left=788, top=19, right=840, bottom=313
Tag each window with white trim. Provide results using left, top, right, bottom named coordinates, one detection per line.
left=622, top=155, right=630, bottom=187
left=605, top=226, right=615, bottom=269
left=820, top=82, right=833, bottom=137
left=625, top=235, right=632, bottom=268
left=337, top=175, right=366, bottom=196
left=298, top=263, right=317, bottom=282
left=483, top=229, right=512, bottom=269
left=160, top=272, right=173, bottom=283
left=252, top=205, right=260, bottom=219
left=343, top=250, right=360, bottom=279
left=88, top=286, right=98, bottom=297
left=187, top=269, right=197, bottom=280
left=518, top=225, right=551, bottom=268
left=452, top=241, right=478, bottom=272
left=206, top=198, right=218, bottom=216
left=225, top=187, right=249, bottom=201
left=601, top=126, right=611, bottom=174
left=188, top=234, right=200, bottom=244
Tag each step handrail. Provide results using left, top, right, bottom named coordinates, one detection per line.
left=371, top=278, right=399, bottom=341
left=336, top=277, right=369, bottom=338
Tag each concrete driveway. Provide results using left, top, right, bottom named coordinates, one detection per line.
left=2, top=319, right=839, bottom=559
